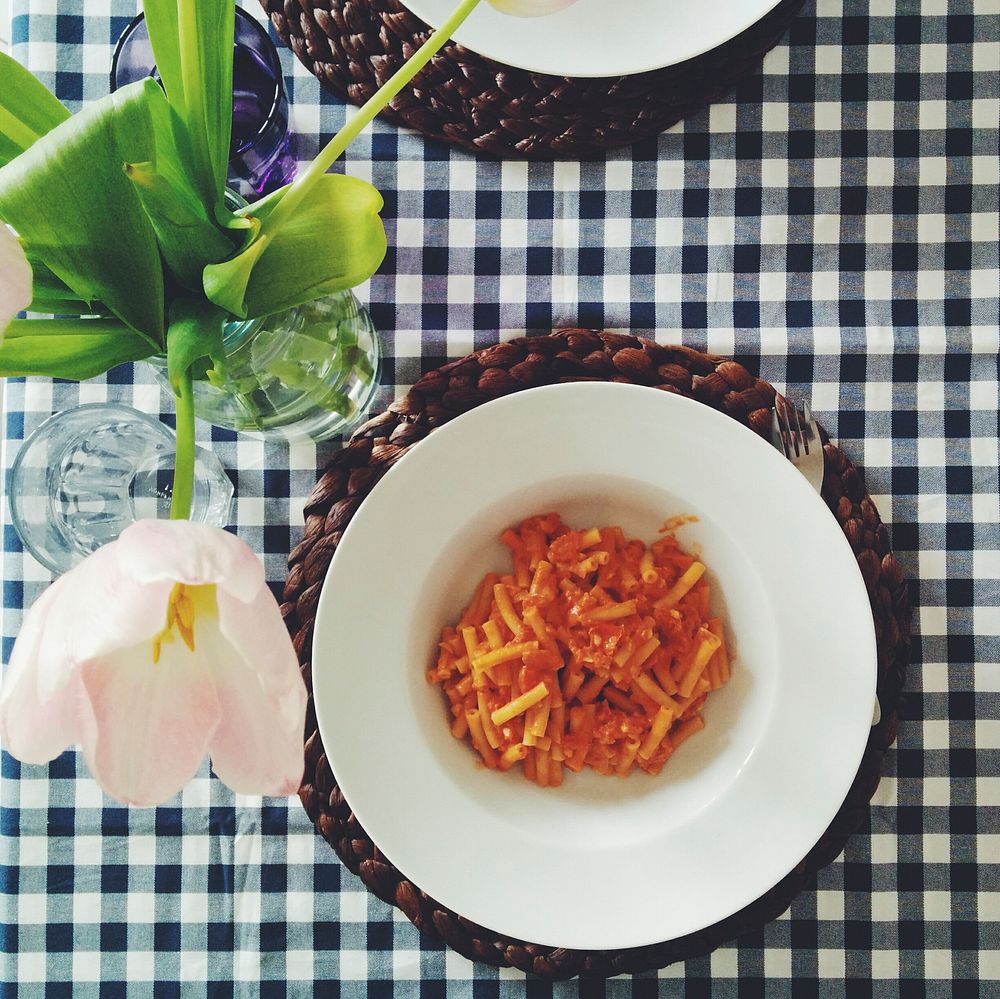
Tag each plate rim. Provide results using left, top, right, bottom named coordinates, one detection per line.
left=402, top=0, right=786, bottom=78
left=311, top=382, right=878, bottom=949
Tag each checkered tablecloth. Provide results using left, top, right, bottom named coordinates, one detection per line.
left=2, top=0, right=998, bottom=994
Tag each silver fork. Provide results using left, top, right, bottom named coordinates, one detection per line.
left=770, top=398, right=825, bottom=494
left=769, top=398, right=881, bottom=726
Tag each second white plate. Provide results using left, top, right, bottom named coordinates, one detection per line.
left=405, top=0, right=783, bottom=78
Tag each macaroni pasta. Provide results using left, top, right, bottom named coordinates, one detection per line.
left=428, top=514, right=731, bottom=786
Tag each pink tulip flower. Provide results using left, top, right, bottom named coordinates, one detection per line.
left=0, top=224, right=32, bottom=338
left=0, top=519, right=308, bottom=806
left=487, top=0, right=579, bottom=15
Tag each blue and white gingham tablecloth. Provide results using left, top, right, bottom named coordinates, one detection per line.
left=1, top=0, right=998, bottom=994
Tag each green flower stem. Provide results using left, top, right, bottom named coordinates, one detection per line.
left=170, top=367, right=196, bottom=521
left=177, top=3, right=213, bottom=198
left=259, top=0, right=483, bottom=239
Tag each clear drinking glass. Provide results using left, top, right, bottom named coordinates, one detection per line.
left=110, top=7, right=297, bottom=198
left=8, top=404, right=234, bottom=575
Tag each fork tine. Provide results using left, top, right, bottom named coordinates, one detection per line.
left=800, top=401, right=813, bottom=455
left=770, top=408, right=787, bottom=458
left=773, top=404, right=793, bottom=459
left=784, top=401, right=801, bottom=459
left=791, top=404, right=805, bottom=458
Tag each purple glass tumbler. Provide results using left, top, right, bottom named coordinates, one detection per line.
left=111, top=7, right=297, bottom=199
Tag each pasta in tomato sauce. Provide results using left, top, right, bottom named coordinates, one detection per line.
left=428, top=514, right=731, bottom=787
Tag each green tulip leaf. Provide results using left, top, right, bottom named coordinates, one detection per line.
left=203, top=174, right=387, bottom=320
left=0, top=319, right=156, bottom=380
left=165, top=297, right=227, bottom=395
left=25, top=255, right=96, bottom=312
left=126, top=160, right=240, bottom=291
left=142, top=71, right=251, bottom=237
left=0, top=79, right=165, bottom=344
left=126, top=73, right=251, bottom=286
left=143, top=0, right=234, bottom=221
left=0, top=52, right=71, bottom=167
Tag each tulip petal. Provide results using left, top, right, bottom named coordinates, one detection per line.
left=0, top=223, right=32, bottom=336
left=0, top=578, right=82, bottom=762
left=0, top=665, right=84, bottom=764
left=202, top=613, right=306, bottom=797
left=116, top=520, right=263, bottom=603
left=29, top=540, right=172, bottom=702
left=486, top=0, right=578, bottom=16
left=79, top=638, right=221, bottom=806
left=215, top=581, right=302, bottom=692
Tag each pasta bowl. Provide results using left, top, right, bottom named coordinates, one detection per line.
left=311, top=382, right=876, bottom=950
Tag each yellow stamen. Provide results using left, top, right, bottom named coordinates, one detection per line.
left=151, top=583, right=215, bottom=664
left=175, top=591, right=195, bottom=631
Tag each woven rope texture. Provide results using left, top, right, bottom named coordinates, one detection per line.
left=260, top=0, right=808, bottom=158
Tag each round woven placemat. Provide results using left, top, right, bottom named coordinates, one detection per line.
left=260, top=0, right=808, bottom=159
left=284, top=330, right=911, bottom=979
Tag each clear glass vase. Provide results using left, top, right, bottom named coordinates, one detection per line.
left=148, top=290, right=382, bottom=443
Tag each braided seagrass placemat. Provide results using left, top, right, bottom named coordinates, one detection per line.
left=283, top=330, right=911, bottom=979
left=260, top=0, right=808, bottom=158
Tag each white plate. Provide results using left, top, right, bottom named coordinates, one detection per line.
left=404, top=0, right=783, bottom=78
left=312, top=383, right=876, bottom=950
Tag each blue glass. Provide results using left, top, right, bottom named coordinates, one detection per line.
left=110, top=7, right=297, bottom=199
